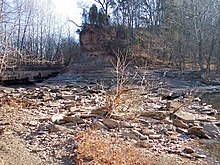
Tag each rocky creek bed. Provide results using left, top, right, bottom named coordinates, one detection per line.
left=0, top=60, right=220, bottom=164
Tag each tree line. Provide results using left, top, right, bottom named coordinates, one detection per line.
left=80, top=0, right=220, bottom=74
left=0, top=0, right=77, bottom=73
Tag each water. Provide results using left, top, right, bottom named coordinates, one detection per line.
left=202, top=92, right=220, bottom=111
left=201, top=92, right=220, bottom=164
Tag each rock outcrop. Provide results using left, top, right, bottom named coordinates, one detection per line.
left=80, top=24, right=117, bottom=56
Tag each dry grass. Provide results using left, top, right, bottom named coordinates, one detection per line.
left=75, top=130, right=204, bottom=165
left=0, top=96, right=31, bottom=111
left=76, top=130, right=150, bottom=165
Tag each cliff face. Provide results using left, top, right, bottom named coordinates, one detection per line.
left=79, top=25, right=165, bottom=62
left=80, top=25, right=116, bottom=56
left=80, top=25, right=130, bottom=56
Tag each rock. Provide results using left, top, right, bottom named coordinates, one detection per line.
left=201, top=123, right=220, bottom=138
left=194, top=154, right=207, bottom=159
left=141, top=128, right=155, bottom=135
left=61, top=94, right=76, bottom=100
left=162, top=118, right=172, bottom=124
left=91, top=108, right=109, bottom=116
left=174, top=110, right=196, bottom=122
left=28, top=121, right=39, bottom=126
left=1, top=87, right=15, bottom=94
left=111, top=114, right=125, bottom=120
left=51, top=114, right=65, bottom=124
left=0, top=127, right=4, bottom=135
left=51, top=114, right=84, bottom=124
left=163, top=71, right=176, bottom=78
left=170, top=101, right=183, bottom=109
left=146, top=103, right=163, bottom=110
left=122, top=131, right=138, bottom=140
left=173, top=119, right=189, bottom=129
left=180, top=153, right=193, bottom=159
left=149, top=134, right=162, bottom=139
left=215, top=121, right=220, bottom=126
left=170, top=135, right=178, bottom=140
left=120, top=121, right=134, bottom=128
left=183, top=147, right=194, bottom=154
left=82, top=155, right=94, bottom=162
left=162, top=91, right=185, bottom=100
left=92, top=121, right=108, bottom=130
left=157, top=126, right=168, bottom=134
left=131, top=129, right=148, bottom=140
left=0, top=121, right=10, bottom=126
left=176, top=127, right=188, bottom=134
left=188, top=126, right=210, bottom=138
left=141, top=111, right=168, bottom=120
left=80, top=24, right=117, bottom=56
left=136, top=140, right=151, bottom=148
left=38, top=117, right=51, bottom=122
left=103, top=118, right=119, bottom=129
left=49, top=124, right=74, bottom=133
left=200, top=109, right=217, bottom=115
left=195, top=114, right=217, bottom=122
left=166, top=124, right=176, bottom=132
left=194, top=97, right=201, bottom=102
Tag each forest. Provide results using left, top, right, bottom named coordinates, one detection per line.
left=0, top=0, right=77, bottom=74
left=1, top=0, right=220, bottom=74
left=80, top=0, right=220, bottom=74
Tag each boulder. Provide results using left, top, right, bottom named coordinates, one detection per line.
left=92, top=121, right=108, bottom=130
left=188, top=126, right=210, bottom=138
left=201, top=123, right=220, bottom=138
left=103, top=118, right=119, bottom=129
left=51, top=114, right=65, bottom=124
left=174, top=111, right=196, bottom=122
left=141, top=111, right=168, bottom=120
left=172, top=119, right=189, bottom=129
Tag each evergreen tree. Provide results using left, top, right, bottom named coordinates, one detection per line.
left=82, top=8, right=88, bottom=25
left=98, top=8, right=109, bottom=26
left=89, top=4, right=98, bottom=24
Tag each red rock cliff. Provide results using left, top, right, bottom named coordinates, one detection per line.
left=80, top=25, right=117, bottom=56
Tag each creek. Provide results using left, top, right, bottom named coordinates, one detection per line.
left=201, top=93, right=220, bottom=164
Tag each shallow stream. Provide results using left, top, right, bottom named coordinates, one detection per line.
left=201, top=93, right=220, bottom=164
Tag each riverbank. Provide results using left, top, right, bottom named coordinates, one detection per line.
left=0, top=64, right=219, bottom=164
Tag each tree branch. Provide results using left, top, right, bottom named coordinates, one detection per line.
left=67, top=18, right=82, bottom=28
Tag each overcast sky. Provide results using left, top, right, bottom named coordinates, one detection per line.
left=52, top=0, right=97, bottom=25
left=51, top=0, right=98, bottom=39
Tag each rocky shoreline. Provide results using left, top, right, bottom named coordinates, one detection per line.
left=0, top=76, right=219, bottom=164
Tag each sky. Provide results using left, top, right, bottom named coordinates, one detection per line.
left=51, top=0, right=98, bottom=39
left=52, top=0, right=97, bottom=27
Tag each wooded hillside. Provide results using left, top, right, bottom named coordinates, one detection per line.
left=79, top=0, right=220, bottom=74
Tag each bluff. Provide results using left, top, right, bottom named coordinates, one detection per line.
left=79, top=24, right=128, bottom=56
left=79, top=24, right=166, bottom=66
